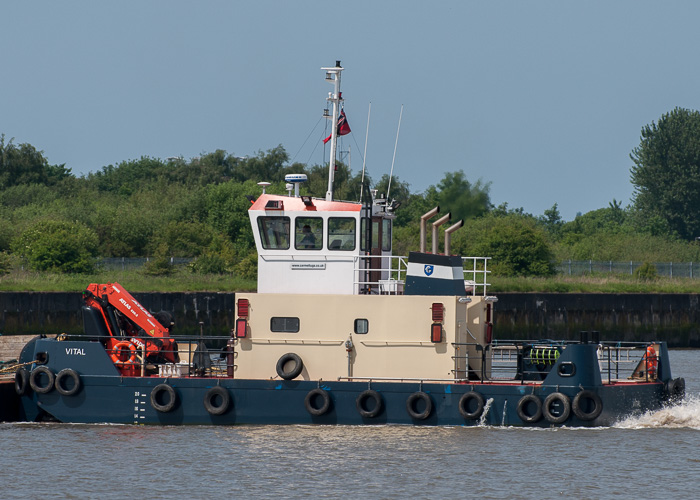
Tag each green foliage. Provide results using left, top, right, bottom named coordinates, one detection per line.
left=201, top=180, right=259, bottom=249
left=11, top=219, right=98, bottom=273
left=0, top=183, right=58, bottom=208
left=538, top=203, right=564, bottom=239
left=633, top=262, right=658, bottom=281
left=143, top=244, right=173, bottom=276
left=630, top=107, right=700, bottom=240
left=435, top=171, right=491, bottom=223
left=189, top=252, right=228, bottom=274
left=0, top=218, right=14, bottom=252
left=0, top=252, right=13, bottom=275
left=233, top=252, right=258, bottom=281
left=154, top=221, right=216, bottom=258
left=452, top=215, right=555, bottom=277
left=0, top=134, right=72, bottom=189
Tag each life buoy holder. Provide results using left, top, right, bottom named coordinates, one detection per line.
left=110, top=341, right=138, bottom=366
left=406, top=391, right=433, bottom=420
left=203, top=386, right=230, bottom=415
left=276, top=353, right=304, bottom=380
left=572, top=390, right=603, bottom=421
left=356, top=389, right=383, bottom=418
left=150, top=384, right=177, bottom=412
left=542, top=392, right=571, bottom=424
left=305, top=388, right=331, bottom=416
left=645, top=345, right=658, bottom=379
left=55, top=368, right=81, bottom=396
left=14, top=368, right=29, bottom=396
left=458, top=391, right=485, bottom=420
left=29, top=366, right=55, bottom=394
left=516, top=394, right=542, bottom=423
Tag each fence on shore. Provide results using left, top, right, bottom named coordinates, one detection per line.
left=98, top=257, right=700, bottom=279
left=556, top=260, right=700, bottom=278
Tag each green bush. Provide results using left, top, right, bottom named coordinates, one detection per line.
left=0, top=252, right=13, bottom=274
left=189, top=253, right=228, bottom=274
left=143, top=244, right=173, bottom=276
left=452, top=215, right=555, bottom=277
left=234, top=252, right=258, bottom=280
left=634, top=262, right=658, bottom=281
left=11, top=219, right=98, bottom=273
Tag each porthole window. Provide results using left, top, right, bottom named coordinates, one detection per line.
left=354, top=318, right=369, bottom=335
left=270, top=317, right=300, bottom=333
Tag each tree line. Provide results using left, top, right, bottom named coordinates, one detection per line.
left=1, top=107, right=700, bottom=279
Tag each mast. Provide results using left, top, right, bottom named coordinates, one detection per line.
left=322, top=60, right=344, bottom=201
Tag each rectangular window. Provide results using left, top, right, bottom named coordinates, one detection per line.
left=360, top=217, right=370, bottom=252
left=328, top=217, right=356, bottom=251
left=382, top=219, right=392, bottom=252
left=372, top=220, right=380, bottom=250
left=270, top=317, right=300, bottom=333
left=257, top=217, right=290, bottom=250
left=354, top=318, right=369, bottom=334
left=295, top=217, right=323, bottom=250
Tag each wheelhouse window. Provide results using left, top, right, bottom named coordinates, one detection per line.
left=360, top=217, right=370, bottom=252
left=354, top=318, right=369, bottom=334
left=372, top=220, right=380, bottom=251
left=328, top=217, right=356, bottom=251
left=257, top=217, right=290, bottom=250
left=382, top=219, right=392, bottom=251
left=295, top=217, right=323, bottom=250
left=270, top=317, right=300, bottom=333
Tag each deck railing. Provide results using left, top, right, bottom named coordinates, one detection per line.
left=352, top=255, right=491, bottom=296
left=452, top=340, right=654, bottom=384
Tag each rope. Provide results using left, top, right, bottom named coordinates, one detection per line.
left=0, top=359, right=39, bottom=375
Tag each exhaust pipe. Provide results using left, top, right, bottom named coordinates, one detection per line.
left=444, top=220, right=464, bottom=256
left=420, top=207, right=439, bottom=253
left=432, top=213, right=451, bottom=254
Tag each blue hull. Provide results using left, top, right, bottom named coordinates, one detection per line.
left=16, top=337, right=674, bottom=427
left=20, top=375, right=666, bottom=427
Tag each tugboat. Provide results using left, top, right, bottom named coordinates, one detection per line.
left=14, top=62, right=685, bottom=426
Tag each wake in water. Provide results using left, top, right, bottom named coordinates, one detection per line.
left=615, top=395, right=700, bottom=429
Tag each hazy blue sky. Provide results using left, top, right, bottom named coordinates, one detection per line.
left=2, top=1, right=699, bottom=220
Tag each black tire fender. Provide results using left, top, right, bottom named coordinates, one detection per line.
left=305, top=388, right=331, bottom=416
left=276, top=353, right=304, bottom=380
left=203, top=386, right=230, bottom=415
left=406, top=391, right=433, bottom=420
left=29, top=366, right=55, bottom=394
left=55, top=368, right=81, bottom=397
left=356, top=389, right=383, bottom=418
left=542, top=392, right=571, bottom=424
left=666, top=377, right=685, bottom=404
left=150, top=383, right=177, bottom=413
left=458, top=391, right=485, bottom=420
left=516, top=394, right=543, bottom=423
left=572, top=390, right=603, bottom=421
left=14, top=368, right=29, bottom=396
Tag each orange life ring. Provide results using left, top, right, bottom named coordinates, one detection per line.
left=645, top=345, right=657, bottom=378
left=110, top=341, right=137, bottom=365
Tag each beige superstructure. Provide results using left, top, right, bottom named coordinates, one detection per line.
left=234, top=292, right=491, bottom=382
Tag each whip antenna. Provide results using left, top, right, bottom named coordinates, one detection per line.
left=360, top=101, right=371, bottom=202
left=387, top=104, right=403, bottom=200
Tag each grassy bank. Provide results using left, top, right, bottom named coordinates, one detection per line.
left=490, top=274, right=700, bottom=293
left=0, top=268, right=256, bottom=293
left=0, top=267, right=697, bottom=293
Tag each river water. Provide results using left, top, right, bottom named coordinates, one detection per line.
left=1, top=350, right=699, bottom=499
